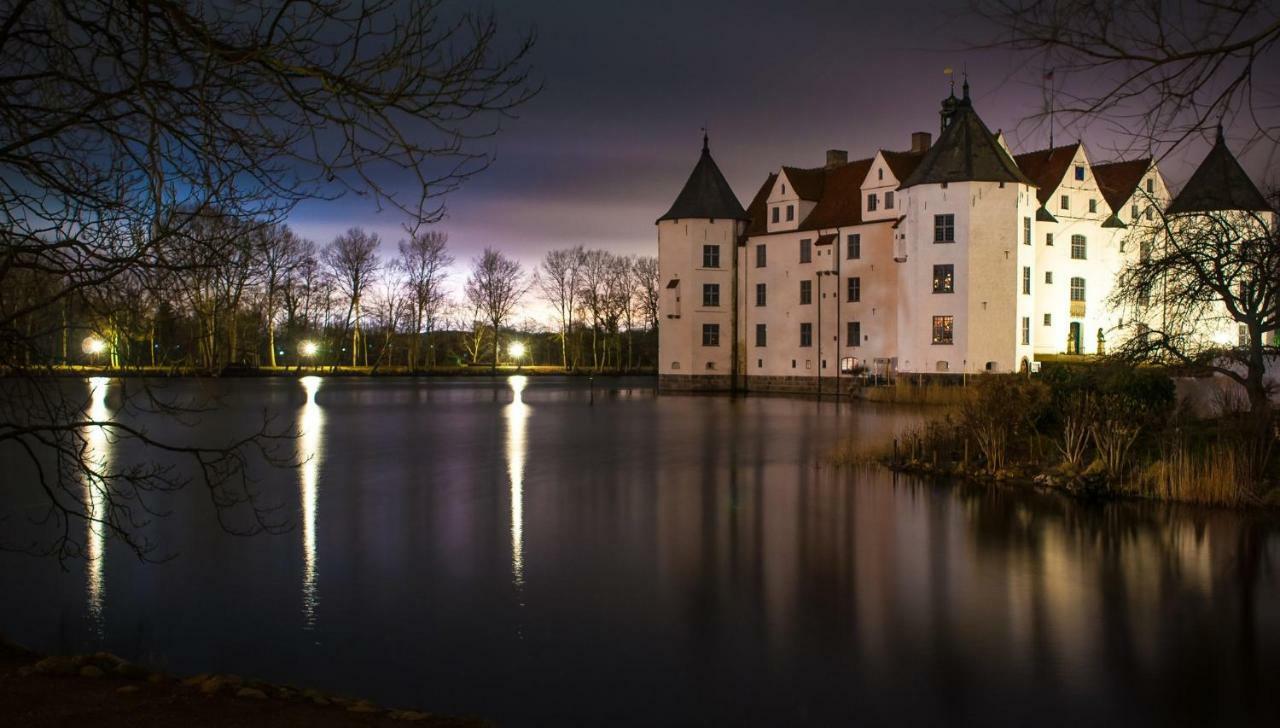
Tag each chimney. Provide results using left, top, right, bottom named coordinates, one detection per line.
left=911, top=132, right=932, bottom=153
left=825, top=149, right=848, bottom=168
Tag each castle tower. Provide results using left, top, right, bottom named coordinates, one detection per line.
left=656, top=134, right=749, bottom=390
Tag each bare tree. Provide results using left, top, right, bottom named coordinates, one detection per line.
left=258, top=225, right=308, bottom=368
left=322, top=228, right=381, bottom=368
left=977, top=0, right=1280, bottom=157
left=464, top=248, right=527, bottom=372
left=634, top=255, right=660, bottom=332
left=369, top=271, right=409, bottom=372
left=398, top=231, right=454, bottom=370
left=536, top=246, right=585, bottom=369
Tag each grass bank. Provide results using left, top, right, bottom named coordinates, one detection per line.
left=0, top=638, right=483, bottom=727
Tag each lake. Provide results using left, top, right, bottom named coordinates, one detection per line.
left=2, top=376, right=1279, bottom=725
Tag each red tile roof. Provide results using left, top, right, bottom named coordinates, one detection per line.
left=796, top=158, right=874, bottom=231
left=743, top=173, right=777, bottom=237
left=1013, top=143, right=1079, bottom=205
left=882, top=150, right=926, bottom=183
left=781, top=166, right=826, bottom=201
left=1092, top=159, right=1151, bottom=212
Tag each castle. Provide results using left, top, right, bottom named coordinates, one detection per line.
left=656, top=81, right=1269, bottom=393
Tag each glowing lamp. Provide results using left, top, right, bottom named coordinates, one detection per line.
left=82, top=337, right=106, bottom=355
left=300, top=340, right=319, bottom=357
left=509, top=341, right=526, bottom=360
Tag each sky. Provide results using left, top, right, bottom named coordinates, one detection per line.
left=286, top=0, right=1275, bottom=309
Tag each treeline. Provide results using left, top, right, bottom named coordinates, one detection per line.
left=3, top=212, right=660, bottom=373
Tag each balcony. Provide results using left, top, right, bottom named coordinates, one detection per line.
left=1070, top=301, right=1086, bottom=318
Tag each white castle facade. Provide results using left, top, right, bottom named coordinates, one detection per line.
left=656, top=82, right=1268, bottom=393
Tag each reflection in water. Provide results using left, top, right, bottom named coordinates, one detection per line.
left=299, top=376, right=324, bottom=628
left=506, top=375, right=530, bottom=589
left=83, top=377, right=111, bottom=636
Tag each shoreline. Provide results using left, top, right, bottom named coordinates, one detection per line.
left=0, top=638, right=484, bottom=727
left=4, top=365, right=657, bottom=379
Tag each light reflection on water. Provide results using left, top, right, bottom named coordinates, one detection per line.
left=506, top=375, right=529, bottom=590
left=82, top=376, right=111, bottom=637
left=298, top=376, right=323, bottom=629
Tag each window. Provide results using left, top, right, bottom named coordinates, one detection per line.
left=702, top=283, right=719, bottom=307
left=867, top=193, right=878, bottom=211
left=1139, top=239, right=1151, bottom=262
left=846, top=276, right=861, bottom=302
left=1074, top=165, right=1085, bottom=181
left=847, top=321, right=861, bottom=347
left=1045, top=271, right=1053, bottom=284
left=878, top=168, right=884, bottom=181
left=932, top=315, right=954, bottom=345
left=799, top=279, right=812, bottom=305
left=755, top=323, right=767, bottom=347
left=771, top=207, right=779, bottom=224
left=755, top=282, right=766, bottom=307
left=1022, top=317, right=1031, bottom=345
left=846, top=233, right=861, bottom=260
left=932, top=264, right=954, bottom=293
left=786, top=204, right=795, bottom=222
left=1070, top=234, right=1086, bottom=260
left=1088, top=198, right=1097, bottom=214
left=799, top=238, right=812, bottom=263
left=755, top=243, right=766, bottom=268
left=1044, top=313, right=1052, bottom=326
left=885, top=191, right=895, bottom=209
left=1146, top=178, right=1154, bottom=193
left=702, top=324, right=720, bottom=346
left=703, top=244, right=720, bottom=268
left=1060, top=194, right=1070, bottom=210
left=1023, top=217, right=1031, bottom=246
left=1022, top=266, right=1031, bottom=295
left=1131, top=204, right=1138, bottom=220
left=934, top=214, right=955, bottom=243
left=1070, top=276, right=1086, bottom=302
left=800, top=323, right=813, bottom=347
left=1145, top=207, right=1153, bottom=220
left=1046, top=232, right=1054, bottom=246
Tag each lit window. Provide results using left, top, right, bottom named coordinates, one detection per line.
left=702, top=324, right=720, bottom=346
left=932, top=264, right=954, bottom=293
left=932, top=315, right=954, bottom=345
left=800, top=323, right=813, bottom=347
left=934, top=214, right=955, bottom=243
left=846, top=276, right=861, bottom=303
left=702, top=283, right=719, bottom=307
left=702, top=244, right=720, bottom=268
left=799, top=280, right=812, bottom=305
left=847, top=321, right=861, bottom=347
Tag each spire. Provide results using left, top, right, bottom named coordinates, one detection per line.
left=904, top=90, right=1035, bottom=189
left=961, top=71, right=970, bottom=104
left=657, top=132, right=748, bottom=223
left=1166, top=126, right=1270, bottom=214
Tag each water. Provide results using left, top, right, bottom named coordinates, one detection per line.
left=2, top=376, right=1279, bottom=726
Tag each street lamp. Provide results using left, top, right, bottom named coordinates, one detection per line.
left=82, top=336, right=106, bottom=367
left=300, top=340, right=319, bottom=370
left=509, top=341, right=527, bottom=370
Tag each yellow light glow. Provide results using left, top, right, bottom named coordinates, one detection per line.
left=300, top=340, right=319, bottom=357
left=509, top=341, right=526, bottom=360
left=82, top=337, right=106, bottom=355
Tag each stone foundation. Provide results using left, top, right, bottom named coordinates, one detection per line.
left=658, top=373, right=857, bottom=396
left=658, top=373, right=733, bottom=392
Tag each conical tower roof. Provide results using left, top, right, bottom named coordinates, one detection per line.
left=902, top=85, right=1033, bottom=189
left=657, top=135, right=748, bottom=223
left=1166, top=128, right=1270, bottom=214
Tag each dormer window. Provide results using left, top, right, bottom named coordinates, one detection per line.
left=771, top=207, right=779, bottom=224
left=786, top=204, right=794, bottom=222
left=878, top=168, right=884, bottom=181
left=1060, top=194, right=1070, bottom=210
left=867, top=193, right=878, bottom=211
left=1088, top=199, right=1097, bottom=213
left=1146, top=178, right=1154, bottom=193
left=1074, top=165, right=1085, bottom=181
left=885, top=191, right=894, bottom=209
left=781, top=184, right=786, bottom=194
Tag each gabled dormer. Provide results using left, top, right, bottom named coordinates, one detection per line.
left=766, top=166, right=823, bottom=233
left=1094, top=159, right=1164, bottom=228
left=1014, top=142, right=1112, bottom=222
left=862, top=137, right=928, bottom=222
